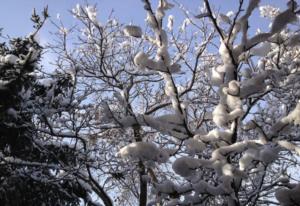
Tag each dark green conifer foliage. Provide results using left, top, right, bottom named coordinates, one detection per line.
left=0, top=9, right=89, bottom=206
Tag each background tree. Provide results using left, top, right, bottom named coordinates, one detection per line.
left=0, top=8, right=110, bottom=206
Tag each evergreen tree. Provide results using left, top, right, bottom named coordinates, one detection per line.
left=0, top=9, right=91, bottom=206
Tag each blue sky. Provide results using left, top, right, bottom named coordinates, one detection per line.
left=0, top=0, right=288, bottom=70
left=0, top=0, right=287, bottom=37
left=0, top=0, right=288, bottom=68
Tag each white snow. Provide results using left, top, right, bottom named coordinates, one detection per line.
left=212, top=104, right=228, bottom=127
left=85, top=5, right=97, bottom=23
left=258, top=144, right=279, bottom=163
left=240, top=71, right=269, bottom=98
left=38, top=78, right=54, bottom=87
left=172, top=156, right=200, bottom=177
left=155, top=180, right=176, bottom=194
left=146, top=12, right=157, bottom=28
left=259, top=5, right=280, bottom=18
left=217, top=13, right=231, bottom=25
left=134, top=52, right=149, bottom=70
left=281, top=101, right=300, bottom=125
left=275, top=184, right=300, bottom=205
left=7, top=108, right=18, bottom=119
left=72, top=4, right=81, bottom=17
left=211, top=67, right=224, bottom=85
left=123, top=25, right=142, bottom=38
left=117, top=142, right=169, bottom=163
left=184, top=138, right=205, bottom=154
left=1, top=54, right=18, bottom=64
left=158, top=0, right=174, bottom=10
left=223, top=87, right=242, bottom=111
left=180, top=18, right=191, bottom=32
left=271, top=9, right=297, bottom=33
left=167, top=15, right=174, bottom=31
left=250, top=42, right=271, bottom=57
left=0, top=80, right=10, bottom=89
left=196, top=128, right=233, bottom=144
left=287, top=33, right=300, bottom=47
left=156, top=114, right=182, bottom=125
left=239, top=148, right=258, bottom=171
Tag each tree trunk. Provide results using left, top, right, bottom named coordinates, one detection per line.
left=139, top=161, right=148, bottom=206
left=133, top=126, right=148, bottom=206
